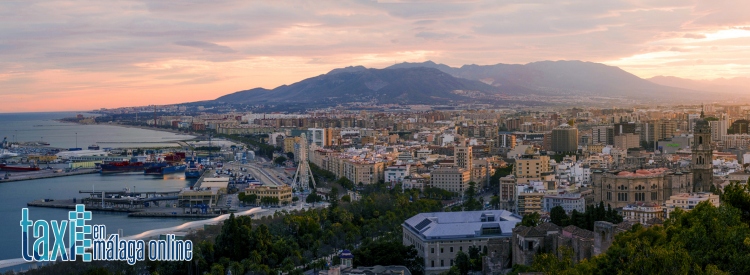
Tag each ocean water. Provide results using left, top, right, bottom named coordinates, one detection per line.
left=0, top=112, right=199, bottom=261
left=0, top=112, right=194, bottom=149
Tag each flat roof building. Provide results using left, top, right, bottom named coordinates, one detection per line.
left=664, top=192, right=720, bottom=218
left=402, top=210, right=522, bottom=275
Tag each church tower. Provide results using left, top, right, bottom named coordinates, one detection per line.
left=692, top=106, right=713, bottom=192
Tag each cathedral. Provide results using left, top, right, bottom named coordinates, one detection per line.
left=692, top=107, right=714, bottom=192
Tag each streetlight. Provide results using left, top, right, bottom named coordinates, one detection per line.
left=75, top=132, right=78, bottom=148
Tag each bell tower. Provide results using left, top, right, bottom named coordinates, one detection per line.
left=692, top=105, right=713, bottom=192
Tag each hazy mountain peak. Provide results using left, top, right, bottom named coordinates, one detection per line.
left=327, top=65, right=367, bottom=75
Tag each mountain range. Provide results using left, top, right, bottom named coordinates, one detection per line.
left=215, top=60, right=729, bottom=106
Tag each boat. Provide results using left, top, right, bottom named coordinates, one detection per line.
left=0, top=163, right=41, bottom=172
left=88, top=144, right=100, bottom=150
left=0, top=149, right=18, bottom=160
left=100, top=157, right=164, bottom=174
left=100, top=160, right=146, bottom=174
left=145, top=163, right=187, bottom=175
left=185, top=161, right=202, bottom=178
left=163, top=152, right=186, bottom=163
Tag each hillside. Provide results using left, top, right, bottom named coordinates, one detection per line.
left=388, top=60, right=703, bottom=99
left=216, top=67, right=519, bottom=105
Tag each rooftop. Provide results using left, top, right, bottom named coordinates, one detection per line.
left=403, top=210, right=522, bottom=240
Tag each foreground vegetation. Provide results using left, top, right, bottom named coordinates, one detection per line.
left=509, top=182, right=750, bottom=275
left=15, top=184, right=441, bottom=275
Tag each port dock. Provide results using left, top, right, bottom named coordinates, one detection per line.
left=26, top=173, right=239, bottom=218
left=0, top=168, right=98, bottom=182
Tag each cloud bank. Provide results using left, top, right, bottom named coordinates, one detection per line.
left=1, top=0, right=749, bottom=111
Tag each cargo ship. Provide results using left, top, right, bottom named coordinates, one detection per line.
left=100, top=157, right=166, bottom=174
left=99, top=160, right=146, bottom=174
left=0, top=163, right=41, bottom=172
left=145, top=163, right=187, bottom=175
left=184, top=161, right=202, bottom=178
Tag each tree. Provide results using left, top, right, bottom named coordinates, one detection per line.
left=274, top=156, right=287, bottom=165
left=353, top=239, right=424, bottom=275
left=341, top=195, right=351, bottom=203
left=286, top=152, right=294, bottom=160
left=214, top=213, right=253, bottom=261
left=520, top=212, right=541, bottom=227
left=454, top=251, right=471, bottom=275
left=306, top=193, right=321, bottom=204
left=490, top=195, right=500, bottom=210
left=329, top=187, right=340, bottom=209
left=721, top=182, right=750, bottom=223
left=462, top=182, right=483, bottom=211
left=240, top=193, right=258, bottom=205
left=550, top=206, right=570, bottom=227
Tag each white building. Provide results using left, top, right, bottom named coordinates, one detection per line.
left=543, top=193, right=585, bottom=214
left=402, top=210, right=522, bottom=275
left=385, top=164, right=411, bottom=183
left=307, top=128, right=327, bottom=147
left=664, top=192, right=720, bottom=218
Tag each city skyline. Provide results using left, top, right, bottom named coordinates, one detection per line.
left=2, top=0, right=750, bottom=112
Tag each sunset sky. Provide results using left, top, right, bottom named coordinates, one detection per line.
left=2, top=0, right=750, bottom=112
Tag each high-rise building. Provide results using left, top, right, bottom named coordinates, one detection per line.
left=710, top=119, right=728, bottom=142
left=430, top=167, right=471, bottom=193
left=551, top=125, right=578, bottom=153
left=641, top=120, right=677, bottom=144
left=591, top=126, right=612, bottom=145
left=614, top=133, right=640, bottom=149
left=613, top=123, right=636, bottom=136
left=729, top=119, right=749, bottom=135
left=692, top=110, right=714, bottom=193
left=454, top=143, right=473, bottom=170
left=307, top=128, right=327, bottom=147
left=514, top=154, right=551, bottom=183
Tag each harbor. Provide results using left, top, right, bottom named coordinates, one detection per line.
left=24, top=168, right=242, bottom=218
left=0, top=167, right=98, bottom=182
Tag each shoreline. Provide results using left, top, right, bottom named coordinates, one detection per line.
left=56, top=119, right=199, bottom=138
left=53, top=119, right=200, bottom=149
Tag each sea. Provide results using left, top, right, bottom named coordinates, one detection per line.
left=0, top=112, right=199, bottom=263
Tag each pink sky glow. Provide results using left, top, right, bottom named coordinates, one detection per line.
left=2, top=0, right=750, bottom=112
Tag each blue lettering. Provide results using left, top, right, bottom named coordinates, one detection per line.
left=148, top=240, right=158, bottom=261
left=33, top=220, right=49, bottom=261
left=20, top=208, right=33, bottom=261
left=50, top=220, right=68, bottom=261
left=185, top=241, right=193, bottom=261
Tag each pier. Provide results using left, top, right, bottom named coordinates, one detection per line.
left=0, top=168, right=97, bottom=183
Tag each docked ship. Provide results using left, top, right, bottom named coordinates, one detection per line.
left=0, top=163, right=41, bottom=172
left=184, top=161, right=202, bottom=178
left=99, top=156, right=166, bottom=174
left=145, top=163, right=187, bottom=175
left=99, top=160, right=147, bottom=174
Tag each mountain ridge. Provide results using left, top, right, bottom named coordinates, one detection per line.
left=215, top=60, right=714, bottom=106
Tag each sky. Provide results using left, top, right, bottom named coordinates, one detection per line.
left=2, top=0, right=750, bottom=112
